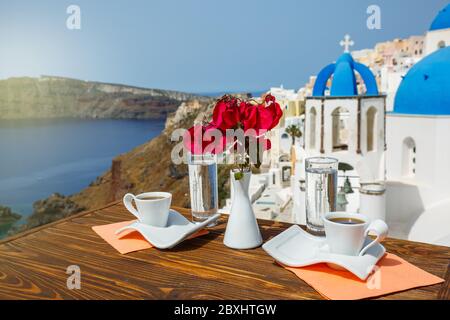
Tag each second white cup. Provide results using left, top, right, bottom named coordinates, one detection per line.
left=323, top=212, right=388, bottom=256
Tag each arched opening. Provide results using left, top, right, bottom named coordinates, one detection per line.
left=402, top=137, right=416, bottom=177
left=438, top=40, right=446, bottom=49
left=281, top=133, right=289, bottom=139
left=332, top=107, right=350, bottom=152
left=282, top=166, right=291, bottom=181
left=309, top=107, right=317, bottom=149
left=366, top=107, right=377, bottom=152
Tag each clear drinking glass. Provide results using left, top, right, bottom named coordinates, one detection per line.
left=188, top=153, right=219, bottom=227
left=305, top=157, right=338, bottom=235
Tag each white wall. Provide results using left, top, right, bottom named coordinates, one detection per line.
left=386, top=115, right=437, bottom=186
left=304, top=99, right=321, bottom=154
left=425, top=28, right=450, bottom=56
left=386, top=114, right=450, bottom=245
left=380, top=68, right=405, bottom=112
left=359, top=97, right=386, bottom=182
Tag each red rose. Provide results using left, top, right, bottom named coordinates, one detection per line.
left=212, top=97, right=240, bottom=130
left=184, top=123, right=225, bottom=155
left=265, top=94, right=276, bottom=104
left=256, top=98, right=282, bottom=131
left=185, top=95, right=280, bottom=160
left=240, top=102, right=258, bottom=131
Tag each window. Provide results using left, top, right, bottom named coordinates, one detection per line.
left=332, top=107, right=350, bottom=152
left=282, top=166, right=291, bottom=181
left=438, top=41, right=446, bottom=49
left=402, top=137, right=416, bottom=177
left=366, top=107, right=377, bottom=152
left=309, top=107, right=317, bottom=149
left=281, top=133, right=289, bottom=139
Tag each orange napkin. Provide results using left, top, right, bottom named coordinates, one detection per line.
left=92, top=220, right=209, bottom=254
left=283, top=253, right=444, bottom=300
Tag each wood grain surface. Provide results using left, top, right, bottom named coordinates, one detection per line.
left=0, top=202, right=448, bottom=300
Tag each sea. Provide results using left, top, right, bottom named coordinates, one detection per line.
left=0, top=118, right=165, bottom=231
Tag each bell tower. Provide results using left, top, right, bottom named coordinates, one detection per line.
left=299, top=35, right=386, bottom=219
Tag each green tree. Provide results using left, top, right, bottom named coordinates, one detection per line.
left=285, top=125, right=302, bottom=146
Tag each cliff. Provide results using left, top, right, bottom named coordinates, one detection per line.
left=0, top=76, right=208, bottom=120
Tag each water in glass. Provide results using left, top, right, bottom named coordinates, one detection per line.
left=188, top=153, right=218, bottom=226
left=305, top=157, right=338, bottom=235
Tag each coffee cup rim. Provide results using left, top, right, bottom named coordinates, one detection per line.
left=324, top=212, right=369, bottom=227
left=134, top=192, right=172, bottom=202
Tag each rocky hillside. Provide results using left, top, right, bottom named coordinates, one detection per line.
left=69, top=99, right=233, bottom=210
left=0, top=205, right=22, bottom=238
left=0, top=76, right=208, bottom=119
left=0, top=206, right=21, bottom=224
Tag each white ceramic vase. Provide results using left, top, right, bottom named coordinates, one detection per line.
left=223, top=170, right=263, bottom=249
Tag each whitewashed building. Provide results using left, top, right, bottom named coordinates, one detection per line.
left=386, top=54, right=450, bottom=245
left=298, top=35, right=386, bottom=221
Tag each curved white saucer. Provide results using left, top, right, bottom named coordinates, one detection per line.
left=115, top=209, right=220, bottom=249
left=262, top=225, right=386, bottom=280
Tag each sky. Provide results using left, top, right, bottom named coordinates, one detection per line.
left=0, top=0, right=447, bottom=93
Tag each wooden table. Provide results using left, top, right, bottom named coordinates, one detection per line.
left=0, top=202, right=448, bottom=300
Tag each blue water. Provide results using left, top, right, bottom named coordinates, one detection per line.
left=0, top=119, right=165, bottom=220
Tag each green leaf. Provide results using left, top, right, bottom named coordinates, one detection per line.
left=234, top=171, right=244, bottom=180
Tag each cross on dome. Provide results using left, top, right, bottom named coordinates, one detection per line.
left=340, top=34, right=354, bottom=53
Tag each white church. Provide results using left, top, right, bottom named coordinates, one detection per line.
left=292, top=4, right=450, bottom=246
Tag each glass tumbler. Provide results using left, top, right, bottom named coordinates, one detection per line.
left=305, top=157, right=338, bottom=235
left=188, top=153, right=219, bottom=227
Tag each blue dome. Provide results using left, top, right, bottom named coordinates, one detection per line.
left=393, top=47, right=450, bottom=115
left=429, top=4, right=450, bottom=31
left=312, top=53, right=379, bottom=97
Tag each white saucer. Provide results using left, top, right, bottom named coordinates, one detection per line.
left=262, top=225, right=386, bottom=280
left=115, top=209, right=220, bottom=249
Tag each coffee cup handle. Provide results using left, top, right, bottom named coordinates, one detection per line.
left=359, top=219, right=388, bottom=256
left=123, top=193, right=140, bottom=220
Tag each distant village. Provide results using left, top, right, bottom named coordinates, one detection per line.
left=220, top=5, right=450, bottom=247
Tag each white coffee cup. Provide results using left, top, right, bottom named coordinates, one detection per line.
left=123, top=192, right=172, bottom=227
left=323, top=212, right=388, bottom=256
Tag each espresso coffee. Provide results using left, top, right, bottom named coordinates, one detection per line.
left=138, top=196, right=165, bottom=201
left=329, top=217, right=365, bottom=225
